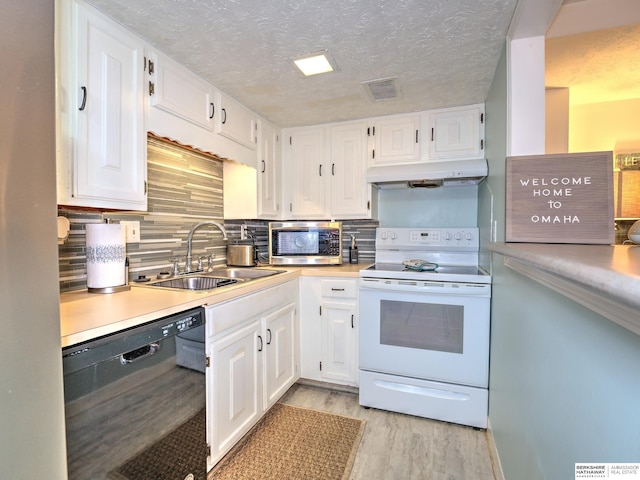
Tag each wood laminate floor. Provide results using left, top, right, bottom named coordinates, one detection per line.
left=279, top=382, right=497, bottom=480
left=66, top=365, right=495, bottom=480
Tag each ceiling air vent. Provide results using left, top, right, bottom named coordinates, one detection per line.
left=363, top=77, right=401, bottom=102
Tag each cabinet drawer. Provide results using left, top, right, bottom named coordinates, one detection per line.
left=320, top=279, right=357, bottom=299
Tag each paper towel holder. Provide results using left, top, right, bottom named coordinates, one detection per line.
left=88, top=285, right=131, bottom=294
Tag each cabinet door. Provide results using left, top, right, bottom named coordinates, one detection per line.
left=299, top=278, right=322, bottom=381
left=257, top=120, right=281, bottom=218
left=209, top=320, right=261, bottom=464
left=147, top=50, right=214, bottom=131
left=70, top=0, right=146, bottom=210
left=330, top=123, right=371, bottom=219
left=216, top=92, right=257, bottom=150
left=321, top=300, right=357, bottom=385
left=429, top=105, right=484, bottom=160
left=289, top=128, right=327, bottom=218
left=264, top=303, right=297, bottom=409
left=370, top=115, right=421, bottom=165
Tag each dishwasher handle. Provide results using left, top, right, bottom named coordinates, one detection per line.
left=120, top=342, right=160, bottom=364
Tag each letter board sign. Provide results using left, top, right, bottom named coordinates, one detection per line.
left=505, top=151, right=614, bottom=244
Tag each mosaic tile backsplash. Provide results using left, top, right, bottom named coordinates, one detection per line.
left=58, top=136, right=378, bottom=292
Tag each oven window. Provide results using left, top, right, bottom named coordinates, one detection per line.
left=380, top=300, right=464, bottom=354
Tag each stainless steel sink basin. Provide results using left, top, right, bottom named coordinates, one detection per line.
left=209, top=268, right=286, bottom=280
left=147, top=276, right=240, bottom=291
left=140, top=268, right=285, bottom=291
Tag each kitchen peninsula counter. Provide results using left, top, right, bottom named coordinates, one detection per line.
left=488, top=243, right=640, bottom=335
left=60, top=263, right=367, bottom=348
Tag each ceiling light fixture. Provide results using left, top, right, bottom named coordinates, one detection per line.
left=293, top=51, right=336, bottom=77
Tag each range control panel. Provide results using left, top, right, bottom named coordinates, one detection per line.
left=376, top=228, right=478, bottom=250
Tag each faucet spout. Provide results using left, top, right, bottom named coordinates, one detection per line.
left=185, top=221, right=228, bottom=273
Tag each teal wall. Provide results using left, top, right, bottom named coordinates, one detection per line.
left=378, top=185, right=478, bottom=227
left=483, top=43, right=640, bottom=479
left=490, top=259, right=640, bottom=479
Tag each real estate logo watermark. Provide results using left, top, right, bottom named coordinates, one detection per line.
left=575, top=463, right=640, bottom=478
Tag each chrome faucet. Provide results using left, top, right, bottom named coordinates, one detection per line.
left=185, top=221, right=228, bottom=273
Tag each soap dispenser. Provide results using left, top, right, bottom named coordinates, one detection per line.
left=349, top=235, right=358, bottom=264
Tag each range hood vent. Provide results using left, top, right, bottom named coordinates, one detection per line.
left=366, top=158, right=488, bottom=189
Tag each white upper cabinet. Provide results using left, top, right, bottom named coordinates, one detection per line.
left=428, top=104, right=485, bottom=160
left=287, top=127, right=327, bottom=219
left=284, top=124, right=374, bottom=220
left=257, top=120, right=282, bottom=219
left=146, top=49, right=214, bottom=131
left=143, top=51, right=258, bottom=167
left=216, top=92, right=258, bottom=150
left=330, top=123, right=372, bottom=219
left=57, top=0, right=147, bottom=210
left=369, top=114, right=421, bottom=165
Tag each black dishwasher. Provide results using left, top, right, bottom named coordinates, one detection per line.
left=62, top=306, right=207, bottom=480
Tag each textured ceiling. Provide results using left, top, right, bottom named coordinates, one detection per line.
left=84, top=0, right=519, bottom=127
left=546, top=23, right=640, bottom=105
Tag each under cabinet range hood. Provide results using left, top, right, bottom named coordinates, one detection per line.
left=366, top=158, right=488, bottom=188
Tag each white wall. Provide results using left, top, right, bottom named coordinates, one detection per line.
left=570, top=98, right=640, bottom=153
left=545, top=87, right=570, bottom=153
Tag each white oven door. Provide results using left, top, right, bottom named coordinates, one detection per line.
left=359, top=279, right=490, bottom=388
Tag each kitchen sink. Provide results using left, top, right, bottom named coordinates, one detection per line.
left=209, top=268, right=286, bottom=279
left=146, top=276, right=240, bottom=291
left=141, top=268, right=285, bottom=291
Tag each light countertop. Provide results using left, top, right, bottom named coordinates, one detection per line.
left=60, top=263, right=369, bottom=348
left=488, top=243, right=640, bottom=334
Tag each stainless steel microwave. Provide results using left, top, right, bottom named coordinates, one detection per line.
left=268, top=221, right=342, bottom=265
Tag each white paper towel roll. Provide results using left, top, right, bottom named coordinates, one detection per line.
left=86, top=224, right=126, bottom=289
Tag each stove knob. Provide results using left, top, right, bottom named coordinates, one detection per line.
left=390, top=231, right=397, bottom=240
left=454, top=232, right=462, bottom=240
left=466, top=231, right=473, bottom=240
left=380, top=231, right=387, bottom=240
left=444, top=231, right=452, bottom=241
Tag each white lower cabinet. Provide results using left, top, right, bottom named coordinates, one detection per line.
left=300, top=277, right=359, bottom=387
left=205, top=281, right=298, bottom=470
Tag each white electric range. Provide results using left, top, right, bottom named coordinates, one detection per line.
left=358, top=227, right=491, bottom=428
